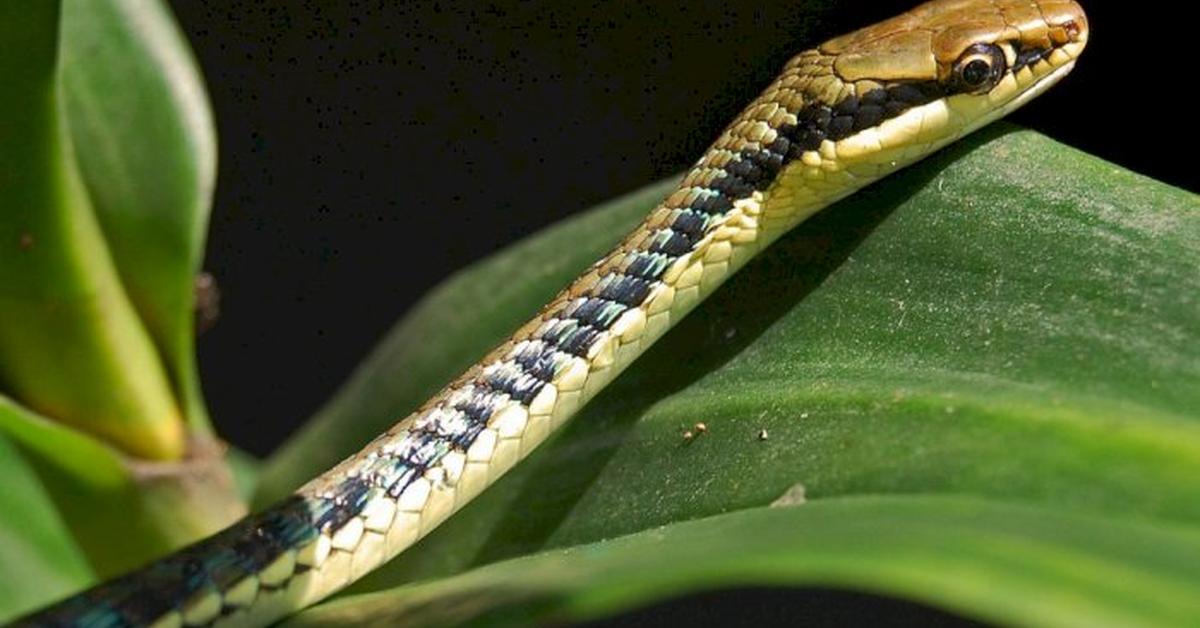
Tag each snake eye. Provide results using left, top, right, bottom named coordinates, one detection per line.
left=962, top=59, right=991, bottom=85
left=953, top=44, right=1006, bottom=93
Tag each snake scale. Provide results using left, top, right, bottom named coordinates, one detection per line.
left=21, top=1, right=1088, bottom=626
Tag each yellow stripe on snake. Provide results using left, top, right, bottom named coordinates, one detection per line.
left=21, top=1, right=1089, bottom=626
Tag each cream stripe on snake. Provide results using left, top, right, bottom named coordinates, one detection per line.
left=22, top=1, right=1088, bottom=626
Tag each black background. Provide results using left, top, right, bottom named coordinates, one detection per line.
left=170, top=1, right=1192, bottom=458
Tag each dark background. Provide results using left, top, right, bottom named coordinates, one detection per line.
left=169, top=0, right=1192, bottom=458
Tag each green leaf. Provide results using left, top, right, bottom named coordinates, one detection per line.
left=0, top=0, right=184, bottom=460
left=283, top=496, right=1200, bottom=628
left=59, top=0, right=217, bottom=432
left=0, top=402, right=92, bottom=623
left=262, top=124, right=1199, bottom=625
left=0, top=0, right=242, bottom=602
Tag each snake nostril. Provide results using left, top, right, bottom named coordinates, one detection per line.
left=1061, top=20, right=1081, bottom=39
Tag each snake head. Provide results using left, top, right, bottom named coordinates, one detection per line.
left=824, top=1, right=1088, bottom=83
left=820, top=0, right=1088, bottom=109
left=756, top=1, right=1089, bottom=219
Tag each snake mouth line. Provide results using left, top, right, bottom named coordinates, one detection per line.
left=1009, top=59, right=1077, bottom=106
left=973, top=59, right=1079, bottom=133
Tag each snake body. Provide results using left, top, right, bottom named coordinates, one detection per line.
left=23, top=1, right=1088, bottom=626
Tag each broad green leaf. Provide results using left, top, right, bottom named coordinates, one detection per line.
left=369, top=126, right=1198, bottom=588
left=59, top=0, right=216, bottom=432
left=261, top=125, right=1199, bottom=608
left=0, top=0, right=184, bottom=460
left=285, top=496, right=1200, bottom=628
left=0, top=402, right=92, bottom=622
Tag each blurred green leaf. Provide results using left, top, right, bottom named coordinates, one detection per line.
left=0, top=0, right=184, bottom=460
left=285, top=496, right=1200, bottom=628
left=226, top=447, right=261, bottom=503
left=260, top=126, right=1199, bottom=619
left=0, top=401, right=93, bottom=622
left=0, top=0, right=245, bottom=600
left=59, top=0, right=217, bottom=432
left=0, top=396, right=243, bottom=587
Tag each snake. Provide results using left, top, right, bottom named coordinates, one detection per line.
left=20, top=1, right=1089, bottom=626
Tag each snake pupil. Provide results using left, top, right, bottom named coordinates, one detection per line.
left=963, top=59, right=991, bottom=85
